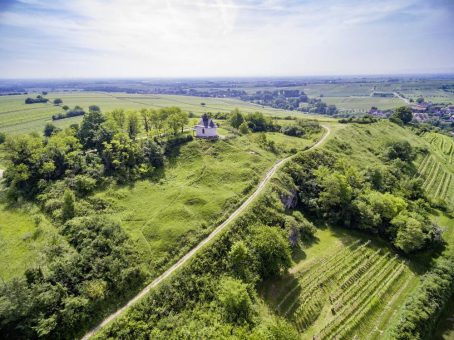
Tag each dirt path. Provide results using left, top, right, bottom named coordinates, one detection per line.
left=82, top=125, right=331, bottom=339
left=393, top=92, right=410, bottom=104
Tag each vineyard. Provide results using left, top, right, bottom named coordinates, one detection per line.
left=417, top=132, right=454, bottom=204
left=272, top=241, right=413, bottom=339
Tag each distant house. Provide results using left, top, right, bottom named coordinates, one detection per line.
left=370, top=91, right=394, bottom=98
left=411, top=105, right=427, bottom=113
left=194, top=113, right=218, bottom=138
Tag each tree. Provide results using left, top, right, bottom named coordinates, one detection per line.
left=62, top=105, right=69, bottom=111
left=216, top=277, right=253, bottom=323
left=384, top=141, right=416, bottom=162
left=126, top=111, right=140, bottom=139
left=44, top=123, right=59, bottom=137
left=62, top=189, right=75, bottom=221
left=248, top=225, right=291, bottom=279
left=0, top=132, right=5, bottom=144
left=416, top=97, right=424, bottom=104
left=140, top=109, right=153, bottom=134
left=78, top=110, right=106, bottom=149
left=229, top=108, right=244, bottom=129
left=393, top=106, right=413, bottom=124
left=392, top=213, right=427, bottom=253
left=228, top=241, right=256, bottom=283
left=89, top=105, right=101, bottom=113
left=239, top=121, right=250, bottom=134
left=165, top=107, right=188, bottom=135
left=53, top=98, right=63, bottom=105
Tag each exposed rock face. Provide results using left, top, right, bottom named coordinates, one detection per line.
left=280, top=190, right=298, bottom=210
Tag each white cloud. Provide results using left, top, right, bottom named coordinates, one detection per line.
left=0, top=0, right=453, bottom=77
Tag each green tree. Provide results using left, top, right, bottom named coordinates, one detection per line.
left=53, top=98, right=63, bottom=105
left=0, top=132, right=6, bottom=144
left=229, top=108, right=244, bottom=129
left=78, top=110, right=106, bottom=149
left=140, top=108, right=153, bottom=134
left=62, top=189, right=75, bottom=221
left=393, top=106, right=413, bottom=124
left=62, top=105, right=69, bottom=111
left=217, top=276, right=253, bottom=323
left=416, top=97, right=424, bottom=104
left=126, top=111, right=141, bottom=139
left=44, top=123, right=59, bottom=137
left=109, top=109, right=126, bottom=129
left=228, top=241, right=256, bottom=283
left=239, top=121, right=249, bottom=134
left=384, top=140, right=416, bottom=162
left=89, top=105, right=101, bottom=113
left=165, top=107, right=188, bottom=135
left=248, top=225, right=291, bottom=279
left=392, top=213, right=426, bottom=253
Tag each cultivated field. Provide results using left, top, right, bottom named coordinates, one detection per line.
left=323, top=96, right=403, bottom=112
left=417, top=132, right=454, bottom=204
left=261, top=227, right=417, bottom=339
left=0, top=92, right=328, bottom=135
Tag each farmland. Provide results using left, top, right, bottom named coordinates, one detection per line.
left=261, top=228, right=417, bottom=339
left=416, top=132, right=454, bottom=204
left=0, top=92, right=329, bottom=135
left=323, top=96, right=403, bottom=113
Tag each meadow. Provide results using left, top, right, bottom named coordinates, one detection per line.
left=92, top=130, right=321, bottom=270
left=0, top=193, right=61, bottom=281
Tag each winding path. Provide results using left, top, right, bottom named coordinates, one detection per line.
left=82, top=125, right=331, bottom=339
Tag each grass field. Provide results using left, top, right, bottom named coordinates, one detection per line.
left=0, top=190, right=61, bottom=281
left=323, top=96, right=403, bottom=113
left=92, top=131, right=320, bottom=269
left=0, top=92, right=330, bottom=135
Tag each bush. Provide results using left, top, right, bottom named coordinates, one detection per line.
left=217, top=277, right=254, bottom=324
left=281, top=125, right=305, bottom=137
left=392, top=254, right=454, bottom=339
left=384, top=140, right=416, bottom=162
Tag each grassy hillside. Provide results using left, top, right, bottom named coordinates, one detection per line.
left=93, top=131, right=321, bottom=271
left=0, top=193, right=61, bottom=281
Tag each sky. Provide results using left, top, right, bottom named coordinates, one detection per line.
left=0, top=0, right=453, bottom=78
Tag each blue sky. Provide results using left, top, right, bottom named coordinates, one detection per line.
left=0, top=0, right=453, bottom=78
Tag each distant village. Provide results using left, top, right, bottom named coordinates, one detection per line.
left=368, top=91, right=454, bottom=131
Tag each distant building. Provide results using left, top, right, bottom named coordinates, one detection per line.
left=194, top=113, right=218, bottom=138
left=370, top=91, right=394, bottom=98
left=411, top=105, right=427, bottom=113
left=412, top=112, right=429, bottom=122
